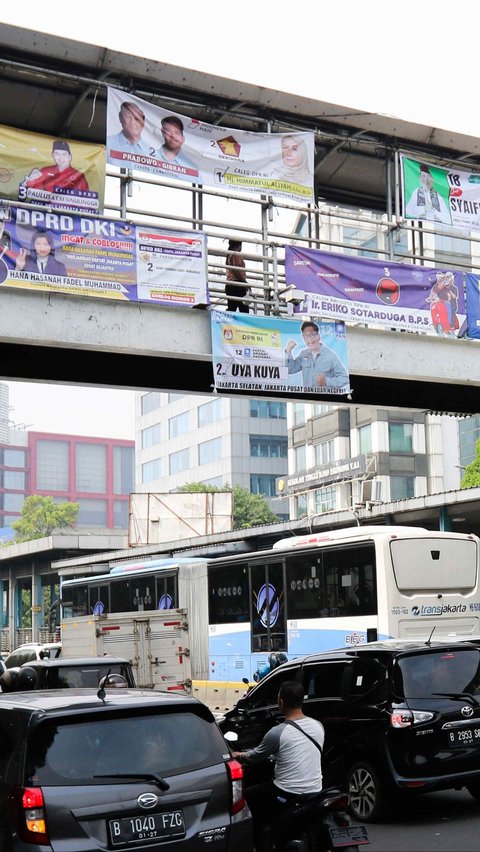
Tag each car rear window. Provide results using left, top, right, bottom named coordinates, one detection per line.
left=26, top=711, right=225, bottom=786
left=398, top=649, right=480, bottom=698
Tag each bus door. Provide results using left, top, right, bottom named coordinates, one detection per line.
left=250, top=561, right=287, bottom=653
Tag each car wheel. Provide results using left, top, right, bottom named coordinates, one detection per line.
left=346, top=760, right=387, bottom=822
left=466, top=781, right=480, bottom=802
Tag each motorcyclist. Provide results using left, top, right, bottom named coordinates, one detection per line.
left=231, top=679, right=324, bottom=852
left=253, top=651, right=288, bottom=683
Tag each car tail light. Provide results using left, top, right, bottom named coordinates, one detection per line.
left=9, top=786, right=49, bottom=844
left=390, top=709, right=434, bottom=728
left=226, top=759, right=245, bottom=815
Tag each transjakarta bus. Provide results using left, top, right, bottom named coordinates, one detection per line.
left=60, top=525, right=480, bottom=682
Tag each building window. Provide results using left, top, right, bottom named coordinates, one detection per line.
left=141, top=392, right=162, bottom=415
left=390, top=476, right=415, bottom=500
left=3, top=493, right=25, bottom=512
left=294, top=444, right=306, bottom=473
left=76, top=498, right=108, bottom=527
left=75, top=443, right=107, bottom=493
left=250, top=435, right=287, bottom=458
left=36, top=440, right=69, bottom=491
left=313, top=403, right=334, bottom=415
left=169, top=448, right=190, bottom=474
left=113, top=499, right=129, bottom=528
left=198, top=398, right=223, bottom=427
left=434, top=230, right=471, bottom=268
left=250, top=474, right=278, bottom=497
left=459, top=415, right=480, bottom=467
left=389, top=423, right=413, bottom=453
left=294, top=493, right=308, bottom=518
left=293, top=403, right=306, bottom=426
left=142, top=424, right=161, bottom=449
left=113, top=446, right=134, bottom=495
left=249, top=400, right=287, bottom=419
left=168, top=411, right=190, bottom=439
left=168, top=393, right=184, bottom=403
left=314, top=486, right=336, bottom=513
left=142, top=458, right=162, bottom=483
left=315, top=440, right=334, bottom=466
left=198, top=437, right=222, bottom=465
left=3, top=449, right=26, bottom=467
left=358, top=424, right=372, bottom=454
left=3, top=470, right=25, bottom=489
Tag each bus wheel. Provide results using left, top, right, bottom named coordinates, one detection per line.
left=346, top=761, right=387, bottom=822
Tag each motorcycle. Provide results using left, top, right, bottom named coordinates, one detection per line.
left=223, top=732, right=369, bottom=852
left=260, top=786, right=369, bottom=852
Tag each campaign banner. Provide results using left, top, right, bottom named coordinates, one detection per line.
left=106, top=87, right=314, bottom=203
left=211, top=310, right=350, bottom=396
left=0, top=205, right=208, bottom=307
left=285, top=246, right=465, bottom=335
left=465, top=274, right=480, bottom=339
left=0, top=124, right=105, bottom=214
left=401, top=154, right=480, bottom=231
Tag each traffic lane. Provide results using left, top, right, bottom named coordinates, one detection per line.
left=366, top=789, right=480, bottom=851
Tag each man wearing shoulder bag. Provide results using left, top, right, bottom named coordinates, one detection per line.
left=232, top=680, right=325, bottom=851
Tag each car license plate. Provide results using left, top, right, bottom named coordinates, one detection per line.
left=329, top=825, right=369, bottom=847
left=109, top=810, right=185, bottom=846
left=448, top=727, right=480, bottom=746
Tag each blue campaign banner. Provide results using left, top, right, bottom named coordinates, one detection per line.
left=211, top=310, right=350, bottom=396
left=285, top=245, right=465, bottom=336
left=0, top=205, right=208, bottom=307
left=465, top=274, right=480, bottom=339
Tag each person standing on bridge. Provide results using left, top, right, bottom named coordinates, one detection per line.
left=285, top=320, right=349, bottom=391
left=225, top=239, right=250, bottom=313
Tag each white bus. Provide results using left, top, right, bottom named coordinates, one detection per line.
left=60, top=525, right=480, bottom=682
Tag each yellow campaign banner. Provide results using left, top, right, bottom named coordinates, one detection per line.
left=0, top=124, right=105, bottom=213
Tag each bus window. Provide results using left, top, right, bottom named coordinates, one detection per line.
left=70, top=585, right=88, bottom=618
left=208, top=565, right=249, bottom=624
left=156, top=574, right=177, bottom=609
left=89, top=584, right=109, bottom=615
left=111, top=579, right=132, bottom=613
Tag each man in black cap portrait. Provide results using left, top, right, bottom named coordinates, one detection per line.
left=20, top=140, right=89, bottom=194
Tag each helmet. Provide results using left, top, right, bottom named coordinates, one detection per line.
left=17, top=666, right=39, bottom=691
left=0, top=668, right=19, bottom=692
left=99, top=673, right=128, bottom=689
left=268, top=652, right=288, bottom=670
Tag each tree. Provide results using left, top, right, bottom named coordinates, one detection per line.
left=177, top=482, right=279, bottom=530
left=12, top=495, right=80, bottom=543
left=461, top=439, right=480, bottom=489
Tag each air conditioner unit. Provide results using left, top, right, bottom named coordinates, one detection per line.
left=361, top=479, right=382, bottom=503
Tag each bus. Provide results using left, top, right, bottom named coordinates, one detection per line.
left=60, top=525, right=480, bottom=682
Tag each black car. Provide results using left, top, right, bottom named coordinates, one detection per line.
left=0, top=655, right=136, bottom=691
left=0, top=689, right=252, bottom=850
left=218, top=638, right=480, bottom=821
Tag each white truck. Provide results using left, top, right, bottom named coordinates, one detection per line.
left=61, top=608, right=192, bottom=694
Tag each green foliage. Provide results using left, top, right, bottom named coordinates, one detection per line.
left=460, top=439, right=480, bottom=489
left=177, top=482, right=279, bottom=530
left=11, top=495, right=80, bottom=543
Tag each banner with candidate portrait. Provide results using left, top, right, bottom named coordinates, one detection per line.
left=0, top=124, right=105, bottom=214
left=211, top=310, right=350, bottom=396
left=106, top=86, right=314, bottom=203
left=401, top=154, right=480, bottom=232
left=285, top=245, right=465, bottom=336
left=0, top=205, right=208, bottom=307
left=465, top=274, right=480, bottom=339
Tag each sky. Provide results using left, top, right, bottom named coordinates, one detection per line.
left=1, top=1, right=478, bottom=437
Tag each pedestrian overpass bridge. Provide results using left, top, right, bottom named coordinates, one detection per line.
left=0, top=287, right=478, bottom=414
left=1, top=23, right=480, bottom=415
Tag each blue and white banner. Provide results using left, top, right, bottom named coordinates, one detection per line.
left=465, top=273, right=480, bottom=339
left=211, top=311, right=350, bottom=396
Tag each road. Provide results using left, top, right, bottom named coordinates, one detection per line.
left=366, top=789, right=480, bottom=851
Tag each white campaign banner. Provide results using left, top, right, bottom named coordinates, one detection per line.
left=106, top=87, right=314, bottom=203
